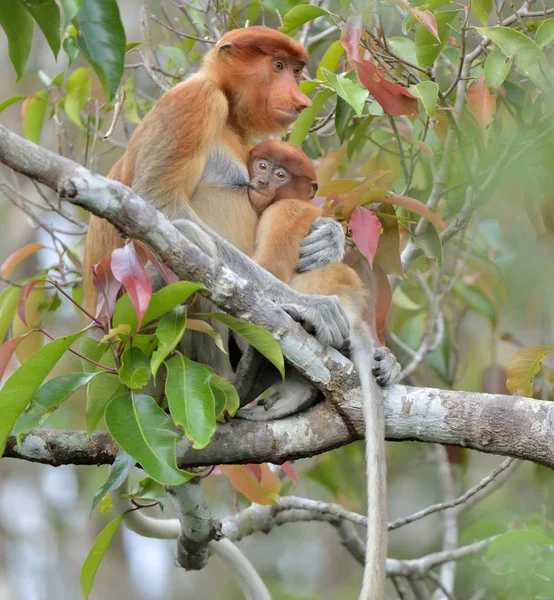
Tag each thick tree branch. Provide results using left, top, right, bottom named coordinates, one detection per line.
left=5, top=385, right=554, bottom=469
left=0, top=123, right=362, bottom=411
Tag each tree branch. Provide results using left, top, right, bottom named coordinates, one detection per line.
left=5, top=385, right=554, bottom=470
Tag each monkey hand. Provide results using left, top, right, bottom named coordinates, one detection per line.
left=282, top=293, right=350, bottom=349
left=296, top=218, right=345, bottom=273
left=372, top=346, right=401, bottom=387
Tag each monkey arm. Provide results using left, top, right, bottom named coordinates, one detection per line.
left=171, top=217, right=350, bottom=350
left=253, top=200, right=322, bottom=283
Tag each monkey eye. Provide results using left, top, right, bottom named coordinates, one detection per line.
left=293, top=65, right=302, bottom=77
left=258, top=161, right=268, bottom=171
left=275, top=170, right=288, bottom=181
left=273, top=60, right=285, bottom=72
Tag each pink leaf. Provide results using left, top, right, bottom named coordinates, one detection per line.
left=243, top=464, right=263, bottom=483
left=111, top=241, right=152, bottom=326
left=0, top=336, right=24, bottom=381
left=341, top=15, right=362, bottom=58
left=350, top=207, right=382, bottom=268
left=413, top=9, right=440, bottom=40
left=1, top=243, right=44, bottom=278
left=17, top=280, right=42, bottom=326
left=281, top=462, right=299, bottom=487
left=133, top=240, right=179, bottom=285
left=92, top=259, right=122, bottom=323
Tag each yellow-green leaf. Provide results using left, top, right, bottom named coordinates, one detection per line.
left=506, top=345, right=554, bottom=396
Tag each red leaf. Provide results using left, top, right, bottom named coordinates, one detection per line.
left=133, top=240, right=178, bottom=285
left=355, top=53, right=419, bottom=117
left=111, top=241, right=152, bottom=326
left=413, top=9, right=440, bottom=40
left=350, top=207, right=381, bottom=268
left=1, top=243, right=44, bottom=278
left=0, top=336, right=24, bottom=381
left=467, top=76, right=496, bottom=142
left=281, top=462, right=299, bottom=487
left=341, top=19, right=418, bottom=117
left=92, top=259, right=122, bottom=323
left=17, top=280, right=42, bottom=326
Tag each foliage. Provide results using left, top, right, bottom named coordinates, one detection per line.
left=0, top=0, right=553, bottom=597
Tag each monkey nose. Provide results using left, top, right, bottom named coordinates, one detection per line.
left=295, top=94, right=312, bottom=111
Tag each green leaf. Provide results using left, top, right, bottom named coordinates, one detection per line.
left=75, top=0, right=126, bottom=101
left=280, top=5, right=334, bottom=34
left=473, top=0, right=492, bottom=26
left=121, top=76, right=141, bottom=124
left=150, top=307, right=187, bottom=378
left=13, top=371, right=99, bottom=440
left=64, top=67, right=91, bottom=129
left=105, top=393, right=193, bottom=485
left=119, top=347, right=151, bottom=389
left=61, top=0, right=83, bottom=22
left=409, top=80, right=439, bottom=118
left=452, top=280, right=496, bottom=325
left=415, top=11, right=458, bottom=68
left=484, top=50, right=513, bottom=92
left=23, top=90, right=49, bottom=144
left=143, top=281, right=204, bottom=325
left=0, top=331, right=83, bottom=455
left=536, top=19, right=554, bottom=48
left=0, top=95, right=27, bottom=114
left=475, top=26, right=553, bottom=90
left=412, top=223, right=443, bottom=266
left=80, top=516, right=123, bottom=599
left=210, top=373, right=239, bottom=419
left=24, top=0, right=61, bottom=57
left=316, top=40, right=345, bottom=80
left=165, top=353, right=216, bottom=450
left=388, top=37, right=418, bottom=66
left=129, top=477, right=166, bottom=509
left=79, top=338, right=110, bottom=373
left=335, top=96, right=355, bottom=143
left=91, top=449, right=135, bottom=513
left=0, top=285, right=21, bottom=342
left=321, top=68, right=368, bottom=117
left=289, top=88, right=333, bottom=146
left=197, top=313, right=285, bottom=378
left=487, top=530, right=554, bottom=560
left=86, top=373, right=123, bottom=435
left=0, top=0, right=34, bottom=80
left=506, top=345, right=554, bottom=396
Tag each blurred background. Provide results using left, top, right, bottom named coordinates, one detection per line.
left=1, top=0, right=554, bottom=598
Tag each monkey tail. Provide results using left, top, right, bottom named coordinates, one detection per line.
left=350, top=327, right=388, bottom=600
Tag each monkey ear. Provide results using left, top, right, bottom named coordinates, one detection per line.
left=310, top=182, right=318, bottom=199
left=218, top=42, right=235, bottom=53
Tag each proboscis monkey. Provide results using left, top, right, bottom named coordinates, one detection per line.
left=239, top=139, right=401, bottom=600
left=82, top=27, right=400, bottom=599
left=83, top=27, right=352, bottom=368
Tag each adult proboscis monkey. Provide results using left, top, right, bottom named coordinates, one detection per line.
left=84, top=27, right=350, bottom=361
left=240, top=139, right=400, bottom=600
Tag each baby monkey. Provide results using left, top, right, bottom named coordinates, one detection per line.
left=244, top=139, right=397, bottom=600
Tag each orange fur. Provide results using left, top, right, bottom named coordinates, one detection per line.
left=83, top=27, right=312, bottom=311
left=255, top=199, right=322, bottom=282
left=248, top=140, right=366, bottom=316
